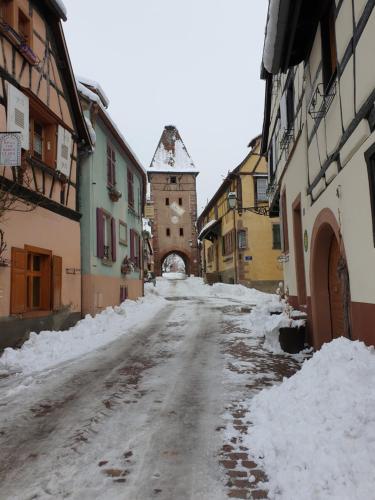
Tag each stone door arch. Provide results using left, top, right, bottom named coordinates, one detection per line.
left=159, top=250, right=191, bottom=276
left=310, top=209, right=351, bottom=348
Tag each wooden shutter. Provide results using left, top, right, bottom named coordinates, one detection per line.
left=10, top=247, right=27, bottom=314
left=130, top=229, right=134, bottom=260
left=96, top=207, right=104, bottom=258
left=280, top=91, right=288, bottom=131
left=56, top=126, right=72, bottom=176
left=111, top=217, right=116, bottom=262
left=52, top=255, right=62, bottom=311
left=7, top=83, right=29, bottom=149
left=137, top=234, right=141, bottom=269
left=128, top=170, right=134, bottom=207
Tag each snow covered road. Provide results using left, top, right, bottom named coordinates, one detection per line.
left=1, top=279, right=276, bottom=500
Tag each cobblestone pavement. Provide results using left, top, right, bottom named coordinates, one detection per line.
left=218, top=306, right=303, bottom=499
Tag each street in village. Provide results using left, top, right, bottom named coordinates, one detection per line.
left=0, top=277, right=300, bottom=500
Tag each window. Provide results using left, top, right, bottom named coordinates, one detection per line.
left=222, top=229, right=235, bottom=256
left=96, top=208, right=116, bottom=262
left=170, top=176, right=177, bottom=184
left=207, top=245, right=214, bottom=263
left=321, top=1, right=337, bottom=91
left=18, top=7, right=32, bottom=46
left=286, top=79, right=294, bottom=130
left=107, top=143, right=116, bottom=186
left=272, top=224, right=282, bottom=249
left=119, top=220, right=128, bottom=245
left=166, top=197, right=169, bottom=206
left=10, top=246, right=62, bottom=314
left=281, top=190, right=289, bottom=253
left=166, top=228, right=170, bottom=236
left=179, top=197, right=182, bottom=206
left=30, top=116, right=57, bottom=168
left=129, top=229, right=141, bottom=268
left=238, top=229, right=247, bottom=250
left=255, top=177, right=268, bottom=203
left=179, top=228, right=184, bottom=237
left=127, top=169, right=134, bottom=207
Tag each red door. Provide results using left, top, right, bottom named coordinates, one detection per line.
left=328, top=237, right=345, bottom=339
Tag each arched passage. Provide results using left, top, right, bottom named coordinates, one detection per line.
left=310, top=209, right=351, bottom=348
left=158, top=250, right=191, bottom=276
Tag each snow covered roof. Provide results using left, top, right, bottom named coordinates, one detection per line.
left=198, top=219, right=219, bottom=241
left=76, top=76, right=109, bottom=108
left=48, top=0, right=67, bottom=20
left=149, top=125, right=199, bottom=174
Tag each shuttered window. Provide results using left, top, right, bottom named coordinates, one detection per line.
left=128, top=169, right=134, bottom=208
left=272, top=224, right=282, bottom=250
left=57, top=125, right=72, bottom=176
left=255, top=177, right=268, bottom=203
left=7, top=83, right=29, bottom=149
left=222, top=229, right=235, bottom=256
left=107, top=143, right=116, bottom=186
left=238, top=229, right=247, bottom=250
left=11, top=246, right=61, bottom=314
left=281, top=190, right=289, bottom=253
left=96, top=208, right=116, bottom=262
left=129, top=229, right=141, bottom=268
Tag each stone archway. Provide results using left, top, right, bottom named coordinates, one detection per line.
left=310, top=208, right=351, bottom=349
left=158, top=250, right=191, bottom=276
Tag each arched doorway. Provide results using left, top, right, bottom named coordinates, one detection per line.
left=310, top=209, right=351, bottom=348
left=159, top=250, right=190, bottom=276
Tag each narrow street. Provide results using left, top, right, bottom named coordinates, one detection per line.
left=0, top=279, right=300, bottom=500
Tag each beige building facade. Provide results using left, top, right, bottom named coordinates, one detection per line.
left=261, top=0, right=375, bottom=347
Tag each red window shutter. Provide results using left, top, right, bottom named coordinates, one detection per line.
left=96, top=208, right=104, bottom=258
left=112, top=150, right=116, bottom=185
left=10, top=247, right=27, bottom=314
left=130, top=229, right=134, bottom=260
left=137, top=234, right=141, bottom=269
left=52, top=255, right=62, bottom=311
left=111, top=217, right=116, bottom=262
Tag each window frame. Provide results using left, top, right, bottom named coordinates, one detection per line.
left=321, top=0, right=337, bottom=93
left=272, top=223, right=282, bottom=250
left=119, top=220, right=128, bottom=246
left=179, top=227, right=184, bottom=237
left=255, top=176, right=268, bottom=204
left=170, top=176, right=177, bottom=184
left=237, top=229, right=248, bottom=250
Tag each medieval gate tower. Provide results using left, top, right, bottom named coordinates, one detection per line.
left=147, top=125, right=199, bottom=276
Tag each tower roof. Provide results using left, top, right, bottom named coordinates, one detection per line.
left=149, top=125, right=199, bottom=174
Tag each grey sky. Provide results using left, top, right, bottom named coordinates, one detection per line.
left=62, top=0, right=268, bottom=214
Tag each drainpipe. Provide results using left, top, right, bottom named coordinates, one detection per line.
left=233, top=209, right=238, bottom=284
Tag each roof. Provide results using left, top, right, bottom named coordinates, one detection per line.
left=262, top=0, right=330, bottom=75
left=198, top=137, right=263, bottom=224
left=76, top=76, right=110, bottom=109
left=46, top=0, right=67, bottom=21
left=148, top=125, right=199, bottom=174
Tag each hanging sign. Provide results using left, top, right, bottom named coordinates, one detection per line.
left=0, top=132, right=21, bottom=166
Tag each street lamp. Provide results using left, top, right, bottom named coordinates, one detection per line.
left=227, top=191, right=237, bottom=210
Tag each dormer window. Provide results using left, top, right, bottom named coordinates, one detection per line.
left=170, top=176, right=177, bottom=184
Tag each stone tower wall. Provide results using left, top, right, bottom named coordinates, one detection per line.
left=149, top=172, right=199, bottom=276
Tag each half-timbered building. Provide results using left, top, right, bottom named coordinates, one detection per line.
left=0, top=0, right=91, bottom=348
left=260, top=0, right=375, bottom=348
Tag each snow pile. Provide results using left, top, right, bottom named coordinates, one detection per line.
left=0, top=294, right=166, bottom=376
left=245, top=338, right=375, bottom=500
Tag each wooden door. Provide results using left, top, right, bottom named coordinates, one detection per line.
left=328, top=237, right=345, bottom=338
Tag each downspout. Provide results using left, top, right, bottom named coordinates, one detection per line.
left=233, top=209, right=238, bottom=284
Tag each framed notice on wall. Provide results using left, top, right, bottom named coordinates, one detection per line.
left=0, top=132, right=21, bottom=167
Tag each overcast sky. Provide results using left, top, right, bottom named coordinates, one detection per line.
left=62, top=0, right=268, bottom=213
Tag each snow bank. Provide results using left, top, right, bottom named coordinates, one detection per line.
left=245, top=338, right=375, bottom=500
left=0, top=294, right=166, bottom=376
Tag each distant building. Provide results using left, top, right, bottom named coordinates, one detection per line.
left=77, top=77, right=146, bottom=315
left=260, top=0, right=375, bottom=347
left=147, top=125, right=199, bottom=276
left=198, top=136, right=282, bottom=291
left=0, top=1, right=91, bottom=349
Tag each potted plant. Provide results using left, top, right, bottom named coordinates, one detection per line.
left=276, top=283, right=306, bottom=354
left=108, top=185, right=122, bottom=202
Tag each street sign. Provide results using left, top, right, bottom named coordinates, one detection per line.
left=0, top=132, right=21, bottom=167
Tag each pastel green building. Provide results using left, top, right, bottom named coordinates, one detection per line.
left=77, top=77, right=146, bottom=316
